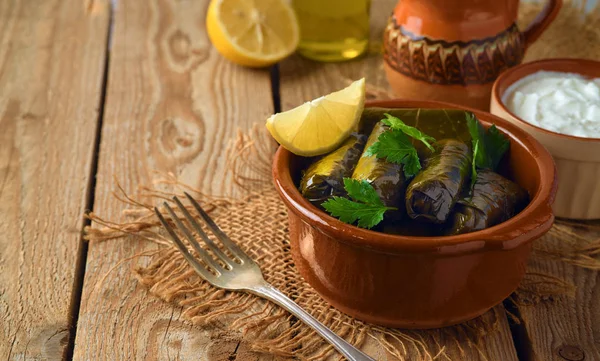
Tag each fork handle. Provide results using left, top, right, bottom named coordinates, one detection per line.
left=251, top=284, right=375, bottom=361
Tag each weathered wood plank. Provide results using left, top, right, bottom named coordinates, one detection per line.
left=515, top=225, right=600, bottom=361
left=278, top=1, right=519, bottom=359
left=0, top=0, right=109, bottom=359
left=73, top=0, right=275, bottom=359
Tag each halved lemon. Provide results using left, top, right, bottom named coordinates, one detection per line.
left=266, top=78, right=366, bottom=156
left=206, top=0, right=299, bottom=68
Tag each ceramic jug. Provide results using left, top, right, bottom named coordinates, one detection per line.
left=383, top=0, right=562, bottom=110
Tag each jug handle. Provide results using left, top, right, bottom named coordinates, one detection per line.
left=522, top=0, right=563, bottom=48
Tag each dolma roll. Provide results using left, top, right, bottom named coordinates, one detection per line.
left=450, top=169, right=529, bottom=235
left=405, top=139, right=471, bottom=223
left=300, top=133, right=367, bottom=205
left=352, top=121, right=406, bottom=216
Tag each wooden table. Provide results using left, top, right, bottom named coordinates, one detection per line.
left=1, top=0, right=598, bottom=360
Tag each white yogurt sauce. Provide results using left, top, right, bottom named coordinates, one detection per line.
left=503, top=70, right=600, bottom=138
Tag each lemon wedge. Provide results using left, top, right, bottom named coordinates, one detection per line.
left=206, top=0, right=299, bottom=68
left=266, top=78, right=366, bottom=156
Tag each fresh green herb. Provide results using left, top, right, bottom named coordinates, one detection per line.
left=364, top=129, right=422, bottom=177
left=342, top=176, right=382, bottom=205
left=365, top=114, right=436, bottom=177
left=382, top=113, right=436, bottom=151
left=322, top=178, right=396, bottom=229
left=486, top=125, right=511, bottom=168
left=471, top=139, right=479, bottom=189
left=466, top=113, right=510, bottom=170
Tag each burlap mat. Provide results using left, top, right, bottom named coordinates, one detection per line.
left=86, top=2, right=600, bottom=360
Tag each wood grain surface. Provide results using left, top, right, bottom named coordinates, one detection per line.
left=516, top=226, right=600, bottom=361
left=72, top=0, right=275, bottom=360
left=0, top=0, right=590, bottom=360
left=0, top=0, right=109, bottom=359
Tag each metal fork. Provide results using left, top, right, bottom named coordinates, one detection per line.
left=154, top=193, right=375, bottom=361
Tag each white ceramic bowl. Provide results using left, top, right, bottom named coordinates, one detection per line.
left=491, top=58, right=600, bottom=219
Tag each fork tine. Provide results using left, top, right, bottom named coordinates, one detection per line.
left=163, top=202, right=224, bottom=275
left=154, top=207, right=215, bottom=281
left=172, top=196, right=235, bottom=269
left=184, top=192, right=253, bottom=264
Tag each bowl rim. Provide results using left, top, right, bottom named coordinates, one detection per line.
left=272, top=99, right=557, bottom=255
left=492, top=58, right=600, bottom=143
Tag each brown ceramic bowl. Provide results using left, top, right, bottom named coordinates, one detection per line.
left=272, top=99, right=557, bottom=329
left=491, top=59, right=600, bottom=219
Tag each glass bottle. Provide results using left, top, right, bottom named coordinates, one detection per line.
left=292, top=0, right=371, bottom=62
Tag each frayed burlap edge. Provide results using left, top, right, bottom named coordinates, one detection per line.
left=84, top=3, right=600, bottom=358
left=85, top=121, right=599, bottom=360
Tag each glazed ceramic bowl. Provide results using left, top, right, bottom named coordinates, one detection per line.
left=491, top=58, right=600, bottom=219
left=272, top=99, right=557, bottom=329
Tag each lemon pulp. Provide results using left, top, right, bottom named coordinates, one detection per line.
left=206, top=0, right=299, bottom=67
left=266, top=78, right=366, bottom=156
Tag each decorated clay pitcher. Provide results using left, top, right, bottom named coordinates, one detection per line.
left=383, top=0, right=562, bottom=110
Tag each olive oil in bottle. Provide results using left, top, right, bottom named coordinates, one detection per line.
left=292, top=0, right=370, bottom=62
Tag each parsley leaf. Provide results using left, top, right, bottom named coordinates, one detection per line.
left=322, top=178, right=396, bottom=229
left=467, top=113, right=510, bottom=170
left=382, top=113, right=436, bottom=151
left=341, top=177, right=383, bottom=206
left=486, top=125, right=510, bottom=169
left=403, top=148, right=422, bottom=177
left=364, top=129, right=422, bottom=177
left=365, top=114, right=436, bottom=178
left=467, top=113, right=488, bottom=168
left=323, top=197, right=389, bottom=229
